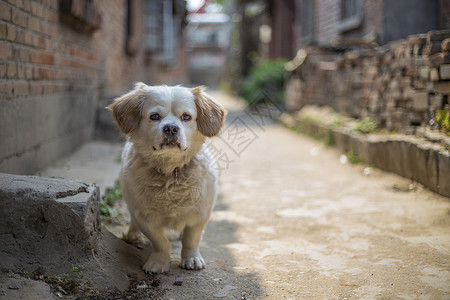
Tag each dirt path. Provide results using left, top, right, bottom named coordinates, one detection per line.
left=104, top=92, right=450, bottom=299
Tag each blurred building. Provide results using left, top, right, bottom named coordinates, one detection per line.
left=0, top=0, right=187, bottom=174
left=296, top=0, right=445, bottom=48
left=185, top=12, right=231, bottom=87
left=239, top=0, right=448, bottom=74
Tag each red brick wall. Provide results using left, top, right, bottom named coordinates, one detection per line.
left=0, top=0, right=187, bottom=174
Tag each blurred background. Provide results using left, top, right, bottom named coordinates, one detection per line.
left=0, top=0, right=449, bottom=175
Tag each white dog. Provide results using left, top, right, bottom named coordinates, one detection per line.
left=107, top=83, right=226, bottom=273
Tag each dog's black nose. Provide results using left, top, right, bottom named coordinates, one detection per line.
left=163, top=124, right=179, bottom=136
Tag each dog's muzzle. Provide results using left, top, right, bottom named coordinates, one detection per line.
left=161, top=124, right=181, bottom=148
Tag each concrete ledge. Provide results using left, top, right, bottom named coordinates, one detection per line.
left=0, top=173, right=100, bottom=271
left=281, top=108, right=450, bottom=198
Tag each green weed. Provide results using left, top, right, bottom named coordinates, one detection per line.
left=346, top=151, right=362, bottom=164
left=436, top=109, right=450, bottom=133
left=354, top=117, right=378, bottom=134
left=101, top=180, right=123, bottom=226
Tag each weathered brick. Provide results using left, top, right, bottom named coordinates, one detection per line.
left=427, top=30, right=450, bottom=43
left=6, top=24, right=16, bottom=41
left=436, top=82, right=450, bottom=94
left=439, top=64, right=450, bottom=80
left=7, top=62, right=17, bottom=78
left=442, top=38, right=450, bottom=52
left=0, top=43, right=12, bottom=59
left=0, top=64, right=7, bottom=77
left=28, top=17, right=41, bottom=32
left=0, top=23, right=6, bottom=39
left=430, top=68, right=440, bottom=81
left=12, top=7, right=27, bottom=28
left=423, top=43, right=442, bottom=56
left=407, top=34, right=427, bottom=46
left=419, top=67, right=430, bottom=80
left=429, top=95, right=443, bottom=107
left=0, top=2, right=11, bottom=21
left=29, top=51, right=54, bottom=65
left=428, top=53, right=450, bottom=67
left=13, top=81, right=29, bottom=97
left=408, top=91, right=429, bottom=111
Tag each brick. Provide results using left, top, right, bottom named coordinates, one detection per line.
left=0, top=23, right=6, bottom=39
left=439, top=64, right=450, bottom=80
left=423, top=43, right=441, bottom=56
left=7, top=62, right=17, bottom=78
left=29, top=83, right=43, bottom=95
left=30, top=51, right=54, bottom=65
left=442, top=38, right=450, bottom=52
left=0, top=63, right=6, bottom=77
left=13, top=46, right=29, bottom=62
left=427, top=30, right=450, bottom=43
left=0, top=2, right=11, bottom=21
left=407, top=91, right=429, bottom=111
left=13, top=81, right=29, bottom=97
left=6, top=24, right=16, bottom=41
left=12, top=7, right=27, bottom=28
left=428, top=53, right=450, bottom=67
left=407, top=34, right=427, bottom=46
left=430, top=68, right=440, bottom=81
left=419, top=67, right=430, bottom=80
left=436, top=82, right=450, bottom=94
left=17, top=63, right=25, bottom=79
left=0, top=43, right=12, bottom=59
left=429, top=95, right=443, bottom=107
left=28, top=17, right=41, bottom=32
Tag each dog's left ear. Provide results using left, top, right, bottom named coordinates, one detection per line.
left=106, top=82, right=146, bottom=135
left=192, top=86, right=226, bottom=137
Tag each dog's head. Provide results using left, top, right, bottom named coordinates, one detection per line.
left=106, top=83, right=226, bottom=155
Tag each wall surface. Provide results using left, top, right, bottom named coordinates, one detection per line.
left=0, top=0, right=100, bottom=174
left=0, top=0, right=187, bottom=174
left=296, top=0, right=444, bottom=48
left=286, top=30, right=450, bottom=135
left=383, top=0, right=439, bottom=44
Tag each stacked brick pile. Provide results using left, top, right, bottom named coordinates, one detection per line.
left=286, top=30, right=450, bottom=135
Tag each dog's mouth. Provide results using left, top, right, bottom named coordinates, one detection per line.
left=153, top=136, right=184, bottom=151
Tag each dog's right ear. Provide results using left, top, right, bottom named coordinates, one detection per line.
left=106, top=82, right=146, bottom=135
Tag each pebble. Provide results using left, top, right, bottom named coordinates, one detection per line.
left=136, top=284, right=148, bottom=289
left=8, top=284, right=19, bottom=290
left=174, top=277, right=183, bottom=286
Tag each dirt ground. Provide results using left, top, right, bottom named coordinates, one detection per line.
left=4, top=91, right=449, bottom=299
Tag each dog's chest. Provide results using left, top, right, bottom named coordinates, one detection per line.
left=137, top=167, right=206, bottom=217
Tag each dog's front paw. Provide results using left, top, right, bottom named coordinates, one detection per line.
left=143, top=253, right=170, bottom=273
left=181, top=251, right=206, bottom=270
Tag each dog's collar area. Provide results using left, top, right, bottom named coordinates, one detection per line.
left=154, top=165, right=187, bottom=177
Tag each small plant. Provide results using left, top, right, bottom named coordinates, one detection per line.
left=239, top=59, right=288, bottom=106
left=436, top=109, right=450, bottom=133
left=101, top=180, right=123, bottom=226
left=346, top=151, right=362, bottom=164
left=324, top=129, right=334, bottom=146
left=71, top=264, right=83, bottom=279
left=354, top=117, right=378, bottom=134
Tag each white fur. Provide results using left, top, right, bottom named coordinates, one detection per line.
left=109, top=84, right=225, bottom=273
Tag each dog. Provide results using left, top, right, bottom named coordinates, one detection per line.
left=106, top=83, right=226, bottom=273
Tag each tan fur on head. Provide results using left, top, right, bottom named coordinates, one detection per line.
left=192, top=86, right=226, bottom=137
left=106, top=83, right=146, bottom=135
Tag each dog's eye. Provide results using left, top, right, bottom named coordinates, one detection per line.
left=150, top=113, right=161, bottom=121
left=181, top=113, right=192, bottom=122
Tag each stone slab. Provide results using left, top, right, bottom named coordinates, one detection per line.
left=0, top=174, right=100, bottom=271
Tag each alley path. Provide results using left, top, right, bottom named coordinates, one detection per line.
left=43, top=91, right=450, bottom=299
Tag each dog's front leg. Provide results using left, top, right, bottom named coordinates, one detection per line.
left=134, top=217, right=171, bottom=273
left=181, top=223, right=207, bottom=270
